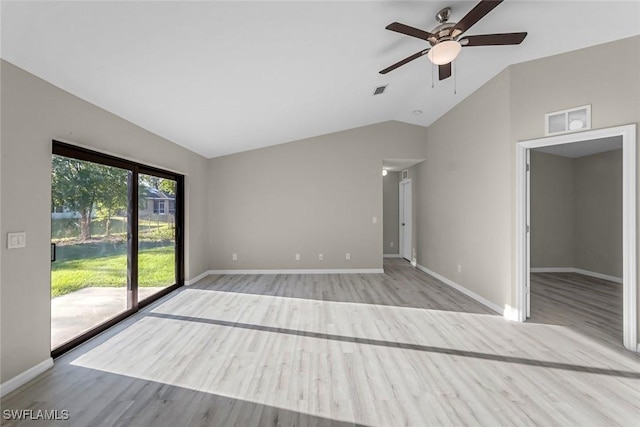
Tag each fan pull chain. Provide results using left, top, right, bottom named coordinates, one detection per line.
left=431, top=62, right=434, bottom=88
left=453, top=60, right=457, bottom=95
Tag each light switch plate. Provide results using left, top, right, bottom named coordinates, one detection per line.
left=7, top=232, right=26, bottom=249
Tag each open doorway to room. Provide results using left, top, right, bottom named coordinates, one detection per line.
left=516, top=125, right=637, bottom=352
left=382, top=159, right=424, bottom=268
left=529, top=137, right=623, bottom=346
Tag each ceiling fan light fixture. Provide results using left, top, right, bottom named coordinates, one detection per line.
left=427, top=40, right=462, bottom=65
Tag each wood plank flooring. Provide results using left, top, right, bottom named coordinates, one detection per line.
left=3, top=259, right=640, bottom=426
left=529, top=272, right=623, bottom=348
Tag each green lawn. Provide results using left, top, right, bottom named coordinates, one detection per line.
left=51, top=245, right=175, bottom=297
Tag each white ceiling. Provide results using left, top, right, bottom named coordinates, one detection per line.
left=534, top=135, right=623, bottom=158
left=2, top=1, right=639, bottom=159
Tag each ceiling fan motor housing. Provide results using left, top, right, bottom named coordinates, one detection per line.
left=429, top=22, right=457, bottom=45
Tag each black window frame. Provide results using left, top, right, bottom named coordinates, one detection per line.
left=51, top=140, right=185, bottom=358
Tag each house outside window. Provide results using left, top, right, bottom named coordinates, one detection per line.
left=153, top=200, right=166, bottom=215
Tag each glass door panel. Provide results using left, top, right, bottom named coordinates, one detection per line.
left=51, top=155, right=131, bottom=350
left=137, top=173, right=177, bottom=301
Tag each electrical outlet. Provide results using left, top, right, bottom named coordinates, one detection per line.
left=319, top=253, right=323, bottom=260
left=295, top=253, right=300, bottom=261
left=372, top=216, right=377, bottom=224
left=346, top=253, right=351, bottom=260
left=232, top=253, right=237, bottom=261
left=390, top=242, right=394, bottom=248
left=457, top=264, right=462, bottom=273
left=7, top=232, right=26, bottom=249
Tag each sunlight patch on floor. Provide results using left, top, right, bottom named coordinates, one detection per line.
left=65, top=280, right=640, bottom=426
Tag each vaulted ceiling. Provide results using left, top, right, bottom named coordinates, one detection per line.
left=2, top=1, right=639, bottom=158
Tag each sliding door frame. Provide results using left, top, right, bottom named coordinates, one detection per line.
left=51, top=141, right=185, bottom=357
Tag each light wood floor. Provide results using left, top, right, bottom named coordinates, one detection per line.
left=529, top=272, right=623, bottom=348
left=3, top=259, right=640, bottom=426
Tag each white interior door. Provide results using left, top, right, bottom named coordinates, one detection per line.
left=399, top=180, right=412, bottom=262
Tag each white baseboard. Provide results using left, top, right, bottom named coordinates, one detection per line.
left=416, top=264, right=503, bottom=316
left=383, top=254, right=400, bottom=258
left=186, top=268, right=385, bottom=285
left=503, top=305, right=521, bottom=322
left=530, top=267, right=622, bottom=284
left=0, top=358, right=53, bottom=397
left=185, top=270, right=210, bottom=286
left=530, top=267, right=574, bottom=273
left=207, top=268, right=384, bottom=275
left=574, top=269, right=623, bottom=284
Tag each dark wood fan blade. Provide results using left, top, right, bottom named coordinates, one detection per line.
left=386, top=22, right=435, bottom=42
left=460, top=32, right=527, bottom=46
left=379, top=49, right=430, bottom=74
left=439, top=63, right=452, bottom=80
left=452, top=0, right=504, bottom=37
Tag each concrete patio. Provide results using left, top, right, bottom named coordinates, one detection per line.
left=51, top=286, right=163, bottom=349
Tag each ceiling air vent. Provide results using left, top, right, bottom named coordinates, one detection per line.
left=373, top=85, right=388, bottom=96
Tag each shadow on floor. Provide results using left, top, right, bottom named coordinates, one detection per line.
left=147, top=311, right=640, bottom=379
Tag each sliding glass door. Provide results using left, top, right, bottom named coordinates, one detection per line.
left=138, top=173, right=178, bottom=301
left=51, top=156, right=131, bottom=349
left=51, top=142, right=183, bottom=356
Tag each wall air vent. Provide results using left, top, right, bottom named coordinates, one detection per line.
left=373, top=85, right=388, bottom=96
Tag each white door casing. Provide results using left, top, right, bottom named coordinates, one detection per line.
left=525, top=148, right=531, bottom=318
left=516, top=124, right=637, bottom=352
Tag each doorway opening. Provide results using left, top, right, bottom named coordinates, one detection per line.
left=399, top=178, right=412, bottom=263
left=51, top=141, right=184, bottom=357
left=382, top=160, right=423, bottom=266
left=516, top=125, right=637, bottom=352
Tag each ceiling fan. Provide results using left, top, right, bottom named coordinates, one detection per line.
left=380, top=0, right=527, bottom=81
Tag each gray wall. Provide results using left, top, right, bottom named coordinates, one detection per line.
left=418, top=69, right=513, bottom=307
left=0, top=60, right=210, bottom=383
left=530, top=151, right=575, bottom=268
left=383, top=171, right=399, bottom=255
left=531, top=149, right=622, bottom=278
left=416, top=35, right=639, bottom=318
left=208, top=121, right=427, bottom=270
left=574, top=149, right=623, bottom=277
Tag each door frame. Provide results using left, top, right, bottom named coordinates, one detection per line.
left=399, top=178, right=413, bottom=264
left=515, top=124, right=637, bottom=352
